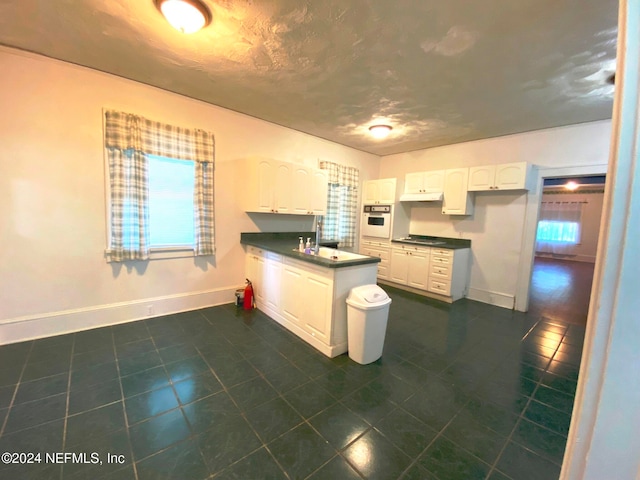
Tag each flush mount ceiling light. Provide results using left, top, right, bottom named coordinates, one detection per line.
left=565, top=180, right=579, bottom=191
left=368, top=124, right=393, bottom=139
left=154, top=0, right=211, bottom=34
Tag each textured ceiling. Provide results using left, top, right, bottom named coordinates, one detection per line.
left=0, top=0, right=618, bottom=155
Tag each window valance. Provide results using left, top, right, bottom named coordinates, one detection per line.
left=104, top=110, right=215, bottom=164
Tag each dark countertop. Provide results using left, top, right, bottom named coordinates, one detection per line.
left=391, top=235, right=471, bottom=250
left=241, top=232, right=380, bottom=269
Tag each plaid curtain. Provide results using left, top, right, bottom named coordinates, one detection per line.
left=319, top=161, right=359, bottom=248
left=104, top=110, right=215, bottom=260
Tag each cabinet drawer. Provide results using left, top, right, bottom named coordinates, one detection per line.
left=430, top=255, right=451, bottom=267
left=395, top=244, right=430, bottom=254
left=430, top=263, right=452, bottom=280
left=428, top=278, right=451, bottom=296
left=265, top=251, right=282, bottom=262
left=377, top=264, right=389, bottom=279
left=361, top=247, right=390, bottom=261
left=430, top=248, right=453, bottom=257
left=247, top=246, right=264, bottom=256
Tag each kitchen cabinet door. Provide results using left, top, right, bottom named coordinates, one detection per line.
left=404, top=171, right=445, bottom=194
left=263, top=256, right=282, bottom=311
left=390, top=249, right=409, bottom=284
left=309, top=169, right=328, bottom=215
left=303, top=272, right=332, bottom=344
left=404, top=172, right=425, bottom=194
left=468, top=162, right=530, bottom=191
left=378, top=178, right=397, bottom=203
left=363, top=180, right=381, bottom=204
left=494, top=162, right=529, bottom=190
left=467, top=165, right=495, bottom=191
left=363, top=178, right=396, bottom=204
left=424, top=170, right=445, bottom=192
left=273, top=162, right=292, bottom=213
left=291, top=165, right=311, bottom=214
left=281, top=265, right=304, bottom=327
left=250, top=159, right=275, bottom=213
left=246, top=250, right=266, bottom=306
left=443, top=168, right=474, bottom=215
left=407, top=250, right=430, bottom=289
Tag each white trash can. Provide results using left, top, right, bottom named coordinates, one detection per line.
left=346, top=285, right=392, bottom=364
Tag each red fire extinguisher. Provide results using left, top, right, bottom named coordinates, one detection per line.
left=243, top=279, right=254, bottom=310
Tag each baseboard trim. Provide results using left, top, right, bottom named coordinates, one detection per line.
left=0, top=287, right=236, bottom=345
left=377, top=280, right=453, bottom=303
left=535, top=253, right=596, bottom=263
left=466, top=288, right=515, bottom=310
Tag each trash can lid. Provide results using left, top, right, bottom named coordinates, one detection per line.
left=347, top=284, right=391, bottom=308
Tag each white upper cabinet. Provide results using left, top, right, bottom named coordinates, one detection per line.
left=404, top=170, right=445, bottom=194
left=468, top=162, right=532, bottom=191
left=363, top=178, right=397, bottom=204
left=292, top=165, right=311, bottom=215
left=274, top=162, right=293, bottom=213
left=442, top=168, right=474, bottom=215
left=242, top=158, right=327, bottom=215
left=309, top=169, right=329, bottom=215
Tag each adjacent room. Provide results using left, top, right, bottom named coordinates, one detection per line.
left=2, top=1, right=639, bottom=480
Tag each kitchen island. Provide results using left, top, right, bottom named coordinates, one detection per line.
left=241, top=233, right=380, bottom=358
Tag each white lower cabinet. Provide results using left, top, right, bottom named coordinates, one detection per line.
left=360, top=240, right=391, bottom=280
left=383, top=245, right=470, bottom=302
left=281, top=263, right=331, bottom=344
left=390, top=245, right=429, bottom=289
left=303, top=272, right=332, bottom=344
left=281, top=265, right=304, bottom=328
left=263, top=255, right=282, bottom=311
left=245, top=246, right=377, bottom=357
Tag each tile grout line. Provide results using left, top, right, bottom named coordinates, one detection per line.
left=195, top=313, right=299, bottom=480
left=112, top=328, right=140, bottom=480
left=0, top=340, right=35, bottom=439
left=59, top=334, right=76, bottom=480
left=483, top=317, right=544, bottom=480
left=484, top=318, right=571, bottom=479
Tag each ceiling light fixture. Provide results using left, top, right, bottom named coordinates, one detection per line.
left=154, top=0, right=211, bottom=34
left=565, top=180, right=579, bottom=191
left=368, top=124, right=393, bottom=139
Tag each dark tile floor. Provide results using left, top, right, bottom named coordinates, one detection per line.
left=529, top=257, right=595, bottom=326
left=0, top=286, right=584, bottom=480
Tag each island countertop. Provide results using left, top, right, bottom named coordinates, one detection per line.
left=241, top=232, right=380, bottom=269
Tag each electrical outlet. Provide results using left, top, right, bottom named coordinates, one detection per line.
left=147, top=305, right=154, bottom=316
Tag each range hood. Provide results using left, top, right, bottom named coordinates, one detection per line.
left=399, top=192, right=443, bottom=202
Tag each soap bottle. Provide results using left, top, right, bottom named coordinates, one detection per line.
left=305, top=238, right=311, bottom=254
left=298, top=237, right=304, bottom=252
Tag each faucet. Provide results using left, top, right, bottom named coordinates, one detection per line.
left=314, top=217, right=322, bottom=255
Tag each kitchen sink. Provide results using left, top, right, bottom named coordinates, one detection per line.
left=316, top=247, right=368, bottom=261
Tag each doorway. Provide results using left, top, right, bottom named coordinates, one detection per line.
left=528, top=175, right=606, bottom=326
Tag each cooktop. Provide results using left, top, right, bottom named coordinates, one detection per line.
left=393, top=236, right=447, bottom=246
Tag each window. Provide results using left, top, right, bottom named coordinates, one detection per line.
left=147, top=155, right=195, bottom=248
left=535, top=201, right=583, bottom=255
left=536, top=220, right=580, bottom=244
left=319, top=161, right=359, bottom=248
left=104, top=110, right=215, bottom=262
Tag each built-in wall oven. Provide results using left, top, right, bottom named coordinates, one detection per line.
left=361, top=205, right=392, bottom=239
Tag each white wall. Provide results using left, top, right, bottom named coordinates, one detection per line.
left=380, top=121, right=612, bottom=308
left=536, top=189, right=605, bottom=263
left=0, top=47, right=379, bottom=344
